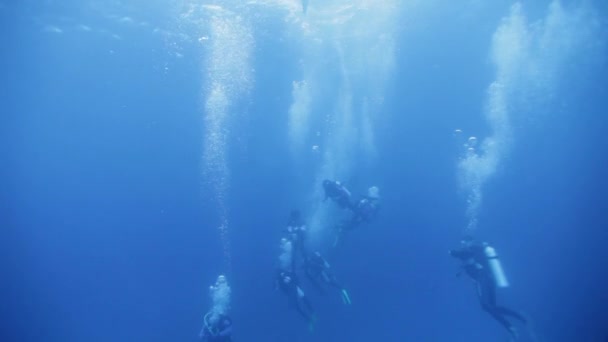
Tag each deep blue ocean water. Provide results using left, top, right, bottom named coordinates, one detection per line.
left=2, top=1, right=608, bottom=341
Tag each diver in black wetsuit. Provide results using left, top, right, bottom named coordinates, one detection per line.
left=348, top=187, right=380, bottom=226
left=284, top=210, right=308, bottom=268
left=334, top=186, right=380, bottom=246
left=276, top=270, right=317, bottom=329
left=199, top=313, right=233, bottom=342
left=304, top=251, right=351, bottom=304
left=322, top=180, right=354, bottom=210
left=450, top=237, right=526, bottom=339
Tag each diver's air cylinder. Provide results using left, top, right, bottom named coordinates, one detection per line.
left=484, top=245, right=510, bottom=288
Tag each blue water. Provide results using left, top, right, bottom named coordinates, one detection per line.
left=2, top=1, right=608, bottom=341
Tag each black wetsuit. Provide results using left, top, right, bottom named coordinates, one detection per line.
left=334, top=196, right=379, bottom=246
left=450, top=243, right=526, bottom=334
left=285, top=212, right=308, bottom=267
left=304, top=252, right=343, bottom=293
left=276, top=270, right=315, bottom=322
left=199, top=314, right=233, bottom=342
left=347, top=196, right=379, bottom=228
left=322, top=180, right=354, bottom=210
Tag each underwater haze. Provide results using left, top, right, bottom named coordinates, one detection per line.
left=2, top=0, right=608, bottom=341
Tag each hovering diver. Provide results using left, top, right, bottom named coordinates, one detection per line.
left=276, top=269, right=317, bottom=331
left=334, top=186, right=380, bottom=246
left=322, top=179, right=354, bottom=210
left=450, top=236, right=526, bottom=340
left=199, top=275, right=233, bottom=341
left=349, top=186, right=380, bottom=225
left=284, top=210, right=308, bottom=267
left=304, top=251, right=351, bottom=305
left=199, top=313, right=233, bottom=342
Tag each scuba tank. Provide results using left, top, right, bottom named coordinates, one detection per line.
left=484, top=245, right=509, bottom=288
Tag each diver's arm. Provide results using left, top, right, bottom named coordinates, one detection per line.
left=449, top=248, right=471, bottom=260
left=305, top=270, right=325, bottom=293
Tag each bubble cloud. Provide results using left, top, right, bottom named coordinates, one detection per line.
left=458, top=1, right=597, bottom=234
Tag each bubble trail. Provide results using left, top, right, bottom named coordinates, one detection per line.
left=195, top=4, right=254, bottom=271
left=458, top=1, right=599, bottom=234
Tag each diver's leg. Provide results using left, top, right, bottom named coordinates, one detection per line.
left=297, top=291, right=317, bottom=331
left=485, top=277, right=497, bottom=307
left=485, top=306, right=515, bottom=332
left=299, top=240, right=308, bottom=260
left=323, top=273, right=343, bottom=290
left=478, top=281, right=515, bottom=334
left=325, top=274, right=350, bottom=304
left=292, top=291, right=313, bottom=321
left=496, top=306, right=527, bottom=324
left=290, top=246, right=298, bottom=271
left=297, top=286, right=315, bottom=316
left=333, top=224, right=347, bottom=247
left=289, top=288, right=311, bottom=321
left=302, top=296, right=314, bottom=315
left=294, top=303, right=312, bottom=321
left=306, top=272, right=326, bottom=294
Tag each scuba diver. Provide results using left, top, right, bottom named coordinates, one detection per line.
left=276, top=269, right=317, bottom=330
left=200, top=275, right=232, bottom=341
left=334, top=186, right=380, bottom=247
left=322, top=180, right=354, bottom=210
left=284, top=210, right=308, bottom=267
left=199, top=313, right=233, bottom=342
left=350, top=186, right=380, bottom=225
left=450, top=236, right=526, bottom=340
left=304, top=251, right=351, bottom=305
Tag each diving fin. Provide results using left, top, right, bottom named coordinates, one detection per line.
left=341, top=289, right=352, bottom=305
left=308, top=314, right=317, bottom=332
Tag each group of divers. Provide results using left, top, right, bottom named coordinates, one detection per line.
left=199, top=180, right=529, bottom=341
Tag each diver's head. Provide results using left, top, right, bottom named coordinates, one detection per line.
left=367, top=186, right=380, bottom=199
